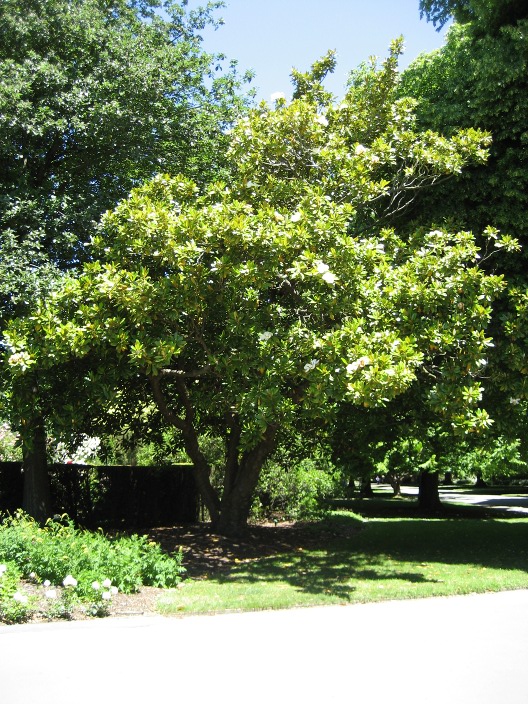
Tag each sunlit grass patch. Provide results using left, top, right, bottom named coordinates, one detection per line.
left=159, top=514, right=528, bottom=615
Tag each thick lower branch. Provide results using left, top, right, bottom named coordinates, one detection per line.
left=148, top=373, right=220, bottom=520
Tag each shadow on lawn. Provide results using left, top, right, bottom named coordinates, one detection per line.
left=208, top=517, right=528, bottom=601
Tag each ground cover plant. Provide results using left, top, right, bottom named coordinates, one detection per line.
left=0, top=512, right=184, bottom=623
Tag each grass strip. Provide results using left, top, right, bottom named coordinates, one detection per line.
left=158, top=512, right=528, bottom=615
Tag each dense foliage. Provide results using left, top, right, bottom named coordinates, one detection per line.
left=5, top=41, right=519, bottom=533
left=0, top=0, right=251, bottom=518
left=402, top=0, right=528, bottom=441
left=0, top=512, right=183, bottom=622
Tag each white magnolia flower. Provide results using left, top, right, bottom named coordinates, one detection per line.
left=45, top=589, right=57, bottom=600
left=315, top=114, right=328, bottom=127
left=315, top=261, right=329, bottom=274
left=102, top=578, right=112, bottom=589
left=290, top=212, right=302, bottom=222
left=102, top=591, right=112, bottom=601
left=270, top=91, right=286, bottom=102
left=258, top=331, right=273, bottom=342
left=304, top=359, right=319, bottom=373
left=355, top=144, right=367, bottom=155
left=43, top=579, right=51, bottom=588
left=13, top=591, right=28, bottom=604
left=346, top=356, right=371, bottom=373
left=63, top=575, right=78, bottom=588
left=92, top=581, right=100, bottom=590
left=322, top=271, right=337, bottom=284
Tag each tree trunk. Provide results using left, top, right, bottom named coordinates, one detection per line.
left=418, top=471, right=441, bottom=513
left=22, top=416, right=52, bottom=522
left=360, top=476, right=374, bottom=498
left=212, top=489, right=255, bottom=537
left=475, top=472, right=488, bottom=488
left=388, top=472, right=401, bottom=497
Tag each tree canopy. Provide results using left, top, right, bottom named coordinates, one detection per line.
left=419, top=0, right=528, bottom=32
left=0, top=0, right=249, bottom=325
left=401, top=5, right=528, bottom=435
left=0, top=0, right=252, bottom=519
left=5, top=43, right=518, bottom=534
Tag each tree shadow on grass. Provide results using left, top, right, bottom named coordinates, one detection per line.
left=151, top=514, right=528, bottom=602
left=212, top=535, right=445, bottom=601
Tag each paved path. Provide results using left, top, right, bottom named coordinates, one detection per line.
left=400, top=486, right=528, bottom=514
left=1, top=590, right=528, bottom=703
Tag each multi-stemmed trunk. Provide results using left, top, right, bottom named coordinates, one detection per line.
left=150, top=373, right=277, bottom=537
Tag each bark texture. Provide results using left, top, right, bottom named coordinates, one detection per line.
left=418, top=470, right=441, bottom=513
left=22, top=416, right=52, bottom=522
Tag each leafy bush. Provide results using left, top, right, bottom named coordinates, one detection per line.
left=0, top=562, right=32, bottom=623
left=0, top=512, right=184, bottom=619
left=254, top=456, right=340, bottom=521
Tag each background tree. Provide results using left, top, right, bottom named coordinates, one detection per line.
left=6, top=46, right=516, bottom=535
left=401, top=0, right=528, bottom=451
left=419, top=0, right=528, bottom=32
left=0, top=0, right=250, bottom=519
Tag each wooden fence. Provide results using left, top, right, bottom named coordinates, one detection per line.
left=0, top=462, right=198, bottom=527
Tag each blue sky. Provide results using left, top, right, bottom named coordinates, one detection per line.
left=198, top=0, right=449, bottom=101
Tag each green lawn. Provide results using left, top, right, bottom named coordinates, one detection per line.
left=158, top=511, right=528, bottom=615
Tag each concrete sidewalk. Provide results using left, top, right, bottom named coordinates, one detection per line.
left=2, top=589, right=527, bottom=703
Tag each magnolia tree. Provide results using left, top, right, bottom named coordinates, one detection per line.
left=6, top=44, right=518, bottom=534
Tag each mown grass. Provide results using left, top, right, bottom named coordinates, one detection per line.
left=158, top=507, right=528, bottom=615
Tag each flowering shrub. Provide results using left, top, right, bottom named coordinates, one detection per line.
left=50, top=435, right=101, bottom=464
left=0, top=512, right=184, bottom=622
left=0, top=562, right=32, bottom=623
left=0, top=423, right=21, bottom=462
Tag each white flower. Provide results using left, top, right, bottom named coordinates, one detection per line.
left=270, top=91, right=286, bottom=102
left=92, top=581, right=100, bottom=590
left=102, top=578, right=112, bottom=588
left=29, top=572, right=36, bottom=579
left=315, top=114, right=328, bottom=127
left=355, top=144, right=367, bottom=155
left=315, top=261, right=329, bottom=274
left=13, top=591, right=28, bottom=604
left=102, top=591, right=112, bottom=600
left=258, top=331, right=273, bottom=342
left=290, top=212, right=302, bottom=222
left=0, top=564, right=6, bottom=576
left=304, top=359, right=319, bottom=373
left=63, top=575, right=78, bottom=588
left=322, top=271, right=337, bottom=284
left=110, top=586, right=119, bottom=595
left=346, top=356, right=371, bottom=373
left=45, top=589, right=57, bottom=599
left=509, top=397, right=521, bottom=405
left=43, top=579, right=51, bottom=588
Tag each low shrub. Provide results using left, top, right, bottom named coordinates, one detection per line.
left=254, top=457, right=340, bottom=521
left=0, top=512, right=185, bottom=623
left=0, top=561, right=33, bottom=623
